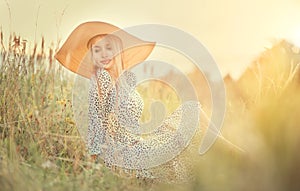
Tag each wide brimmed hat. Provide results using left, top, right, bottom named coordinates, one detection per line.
left=55, top=21, right=155, bottom=79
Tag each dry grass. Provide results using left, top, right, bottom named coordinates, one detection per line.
left=0, top=33, right=153, bottom=191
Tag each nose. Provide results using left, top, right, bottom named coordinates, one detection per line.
left=101, top=49, right=108, bottom=58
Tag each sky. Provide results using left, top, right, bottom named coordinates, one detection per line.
left=0, top=0, right=300, bottom=79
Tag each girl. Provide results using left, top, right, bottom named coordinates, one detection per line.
left=55, top=21, right=200, bottom=181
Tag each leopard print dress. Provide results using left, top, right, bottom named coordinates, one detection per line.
left=87, top=69, right=201, bottom=181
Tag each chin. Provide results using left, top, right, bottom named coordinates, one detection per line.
left=104, top=64, right=113, bottom=70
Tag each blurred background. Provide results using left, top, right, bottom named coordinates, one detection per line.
left=1, top=0, right=300, bottom=78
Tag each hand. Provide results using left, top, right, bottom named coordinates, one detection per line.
left=91, top=154, right=97, bottom=161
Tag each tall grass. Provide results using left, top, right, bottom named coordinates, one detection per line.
left=1, top=32, right=300, bottom=191
left=0, top=33, right=153, bottom=191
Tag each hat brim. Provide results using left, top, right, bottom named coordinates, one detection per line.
left=55, top=21, right=155, bottom=79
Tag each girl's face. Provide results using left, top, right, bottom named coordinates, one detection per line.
left=91, top=37, right=115, bottom=70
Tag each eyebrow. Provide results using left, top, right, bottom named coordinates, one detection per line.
left=92, top=43, right=111, bottom=48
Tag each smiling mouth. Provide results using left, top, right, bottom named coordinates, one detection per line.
left=100, top=60, right=111, bottom=65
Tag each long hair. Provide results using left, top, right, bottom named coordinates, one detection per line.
left=87, top=34, right=126, bottom=111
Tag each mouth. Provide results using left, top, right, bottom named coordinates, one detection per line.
left=100, top=59, right=111, bottom=65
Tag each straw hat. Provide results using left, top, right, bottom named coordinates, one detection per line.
left=55, top=21, right=155, bottom=79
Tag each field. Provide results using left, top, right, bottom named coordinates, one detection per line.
left=1, top=34, right=300, bottom=191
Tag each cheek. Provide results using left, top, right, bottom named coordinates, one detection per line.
left=92, top=53, right=100, bottom=61
left=107, top=50, right=114, bottom=58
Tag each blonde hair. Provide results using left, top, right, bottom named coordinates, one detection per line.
left=87, top=34, right=124, bottom=79
left=88, top=34, right=127, bottom=111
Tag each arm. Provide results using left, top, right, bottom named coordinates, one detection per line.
left=87, top=77, right=105, bottom=155
left=87, top=69, right=115, bottom=155
left=116, top=71, right=144, bottom=130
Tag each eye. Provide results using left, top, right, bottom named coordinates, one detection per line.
left=93, top=48, right=100, bottom=53
left=106, top=44, right=112, bottom=50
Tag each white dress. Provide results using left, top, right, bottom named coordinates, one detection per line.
left=87, top=69, right=201, bottom=181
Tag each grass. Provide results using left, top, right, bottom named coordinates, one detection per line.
left=0, top=34, right=154, bottom=191
left=1, top=33, right=300, bottom=191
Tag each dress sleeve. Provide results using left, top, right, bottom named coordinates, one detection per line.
left=87, top=70, right=115, bottom=155
left=115, top=71, right=144, bottom=130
